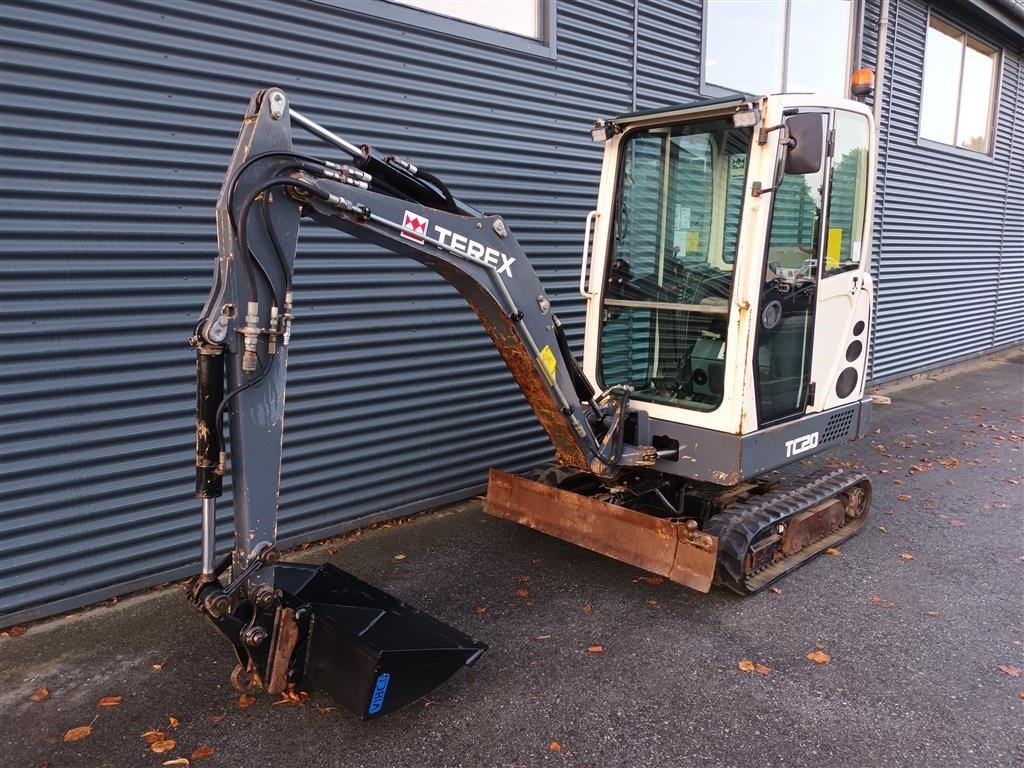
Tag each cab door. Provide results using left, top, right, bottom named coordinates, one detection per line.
left=753, top=111, right=829, bottom=426
left=808, top=109, right=873, bottom=411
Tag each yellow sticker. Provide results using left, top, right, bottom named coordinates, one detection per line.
left=827, top=227, right=843, bottom=270
left=538, top=345, right=557, bottom=384
left=686, top=231, right=700, bottom=252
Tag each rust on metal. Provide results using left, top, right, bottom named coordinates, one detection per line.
left=780, top=499, right=844, bottom=556
left=485, top=469, right=717, bottom=592
left=460, top=291, right=592, bottom=471
left=265, top=606, right=299, bottom=696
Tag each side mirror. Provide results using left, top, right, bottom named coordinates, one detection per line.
left=783, top=113, right=824, bottom=175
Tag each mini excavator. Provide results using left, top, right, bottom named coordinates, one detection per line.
left=189, top=83, right=877, bottom=718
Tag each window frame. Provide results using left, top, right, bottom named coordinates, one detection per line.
left=699, top=0, right=858, bottom=98
left=316, top=0, right=557, bottom=59
left=594, top=120, right=754, bottom=413
left=917, top=10, right=1002, bottom=158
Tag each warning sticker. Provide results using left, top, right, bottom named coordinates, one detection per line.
left=538, top=345, right=558, bottom=384
left=826, top=227, right=843, bottom=270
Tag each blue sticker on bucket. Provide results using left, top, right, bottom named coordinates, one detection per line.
left=368, top=672, right=391, bottom=715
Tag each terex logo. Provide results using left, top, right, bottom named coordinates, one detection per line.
left=433, top=225, right=516, bottom=278
left=368, top=672, right=391, bottom=715
left=401, top=210, right=429, bottom=244
left=785, top=431, right=819, bottom=458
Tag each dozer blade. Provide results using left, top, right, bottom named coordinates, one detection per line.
left=274, top=563, right=486, bottom=719
left=485, top=468, right=717, bottom=592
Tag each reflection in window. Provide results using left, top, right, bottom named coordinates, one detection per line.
left=389, top=0, right=541, bottom=39
left=824, top=112, right=870, bottom=277
left=599, top=120, right=753, bottom=411
left=920, top=17, right=998, bottom=152
left=756, top=113, right=826, bottom=424
left=705, top=0, right=853, bottom=97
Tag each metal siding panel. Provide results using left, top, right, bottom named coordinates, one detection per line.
left=867, top=0, right=1024, bottom=382
left=0, top=0, right=636, bottom=622
left=635, top=0, right=703, bottom=107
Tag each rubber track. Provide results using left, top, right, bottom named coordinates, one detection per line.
left=703, top=468, right=872, bottom=595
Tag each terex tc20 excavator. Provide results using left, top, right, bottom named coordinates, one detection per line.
left=189, top=84, right=877, bottom=719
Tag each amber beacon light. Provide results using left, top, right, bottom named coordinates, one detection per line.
left=851, top=67, right=876, bottom=99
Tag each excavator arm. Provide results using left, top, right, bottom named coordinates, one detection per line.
left=187, top=88, right=656, bottom=718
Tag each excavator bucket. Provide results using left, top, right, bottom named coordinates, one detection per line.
left=273, top=563, right=486, bottom=719
left=485, top=469, right=718, bottom=592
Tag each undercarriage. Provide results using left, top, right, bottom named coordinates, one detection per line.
left=486, top=466, right=872, bottom=595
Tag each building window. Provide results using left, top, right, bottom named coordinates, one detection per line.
left=703, top=0, right=853, bottom=97
left=388, top=0, right=542, bottom=40
left=919, top=16, right=998, bottom=153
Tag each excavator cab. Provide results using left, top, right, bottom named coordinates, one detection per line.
left=582, top=96, right=875, bottom=476
left=189, top=87, right=876, bottom=718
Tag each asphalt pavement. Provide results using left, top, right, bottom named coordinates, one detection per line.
left=2, top=349, right=1022, bottom=768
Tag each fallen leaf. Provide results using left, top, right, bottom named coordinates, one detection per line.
left=162, top=760, right=190, bottom=767
left=237, top=693, right=256, bottom=709
left=800, top=459, right=814, bottom=466
left=549, top=741, right=562, bottom=751
left=191, top=746, right=215, bottom=760
left=273, top=688, right=309, bottom=706
left=867, top=594, right=894, bottom=608
left=208, top=714, right=225, bottom=724
left=152, top=660, right=165, bottom=671
left=938, top=458, right=959, bottom=468
left=926, top=611, right=939, bottom=617
left=950, top=520, right=965, bottom=526
left=637, top=576, right=664, bottom=585
left=6, top=626, right=28, bottom=637
left=899, top=553, right=914, bottom=561
left=586, top=644, right=605, bottom=653
left=806, top=650, right=831, bottom=664
left=168, top=716, right=180, bottom=728
left=825, top=547, right=840, bottom=556
left=645, top=598, right=658, bottom=606
left=753, top=663, right=772, bottom=674
left=517, top=575, right=531, bottom=583
left=878, top=526, right=888, bottom=533
left=150, top=740, right=176, bottom=754
left=98, top=696, right=122, bottom=707
left=315, top=707, right=337, bottom=715
left=31, top=687, right=49, bottom=702
left=582, top=603, right=593, bottom=612
left=534, top=634, right=552, bottom=640
left=142, top=730, right=166, bottom=745
left=738, top=659, right=755, bottom=672
left=473, top=606, right=487, bottom=614
left=515, top=588, right=530, bottom=598
left=896, top=494, right=912, bottom=502
left=63, top=726, right=92, bottom=742
left=393, top=553, right=406, bottom=561
left=769, top=587, right=782, bottom=595
left=998, top=665, right=1022, bottom=678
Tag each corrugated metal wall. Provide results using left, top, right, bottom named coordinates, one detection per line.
left=1, top=0, right=1020, bottom=624
left=0, top=0, right=641, bottom=624
left=867, top=0, right=1024, bottom=381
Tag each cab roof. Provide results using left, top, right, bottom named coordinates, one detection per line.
left=609, top=93, right=753, bottom=126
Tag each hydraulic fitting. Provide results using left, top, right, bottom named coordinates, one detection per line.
left=242, top=301, right=260, bottom=372
left=268, top=305, right=279, bottom=355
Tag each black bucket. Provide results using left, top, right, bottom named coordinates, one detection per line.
left=274, top=563, right=486, bottom=719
